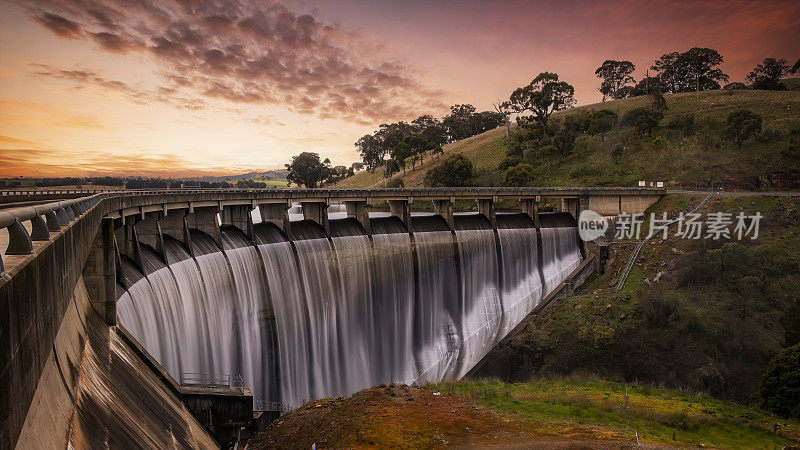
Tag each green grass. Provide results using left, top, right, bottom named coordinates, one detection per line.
left=431, top=379, right=800, bottom=449
left=259, top=178, right=290, bottom=187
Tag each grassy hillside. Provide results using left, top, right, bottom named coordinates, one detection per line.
left=335, top=125, right=509, bottom=188
left=475, top=194, right=800, bottom=405
left=251, top=381, right=800, bottom=448
left=335, top=89, right=800, bottom=190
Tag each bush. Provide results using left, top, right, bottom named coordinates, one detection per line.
left=725, top=109, right=762, bottom=150
left=611, top=144, right=624, bottom=164
left=504, top=163, right=536, bottom=186
left=424, top=154, right=474, bottom=187
left=667, top=113, right=696, bottom=136
left=756, top=344, right=800, bottom=418
left=637, top=284, right=679, bottom=328
left=385, top=177, right=404, bottom=188
left=498, top=155, right=522, bottom=171
left=782, top=136, right=800, bottom=160
left=622, top=107, right=662, bottom=138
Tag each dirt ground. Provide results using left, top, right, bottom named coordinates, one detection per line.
left=247, top=385, right=676, bottom=449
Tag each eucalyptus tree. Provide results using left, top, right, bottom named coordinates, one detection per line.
left=508, top=72, right=575, bottom=135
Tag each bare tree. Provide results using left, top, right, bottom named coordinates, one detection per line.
left=493, top=100, right=512, bottom=138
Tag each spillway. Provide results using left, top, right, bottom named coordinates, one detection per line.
left=116, top=212, right=582, bottom=409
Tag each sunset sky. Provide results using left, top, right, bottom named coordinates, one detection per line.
left=1, top=0, right=798, bottom=177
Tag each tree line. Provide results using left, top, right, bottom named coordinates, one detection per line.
left=595, top=50, right=799, bottom=101
left=284, top=152, right=364, bottom=188
left=284, top=104, right=504, bottom=188
left=356, top=105, right=503, bottom=176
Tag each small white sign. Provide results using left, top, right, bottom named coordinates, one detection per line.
left=638, top=181, right=645, bottom=187
left=656, top=181, right=664, bottom=188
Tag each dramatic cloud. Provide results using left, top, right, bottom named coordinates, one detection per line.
left=16, top=0, right=444, bottom=123
left=31, top=64, right=207, bottom=110
left=33, top=12, right=82, bottom=39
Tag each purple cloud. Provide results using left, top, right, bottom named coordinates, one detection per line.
left=16, top=0, right=444, bottom=123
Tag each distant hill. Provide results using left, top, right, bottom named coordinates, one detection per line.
left=334, top=89, right=800, bottom=190
left=185, top=169, right=288, bottom=182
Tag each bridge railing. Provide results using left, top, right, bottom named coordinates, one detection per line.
left=0, top=194, right=109, bottom=277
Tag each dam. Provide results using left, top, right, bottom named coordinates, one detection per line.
left=116, top=211, right=581, bottom=409
left=0, top=187, right=663, bottom=448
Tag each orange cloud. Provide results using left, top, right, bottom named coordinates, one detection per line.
left=15, top=0, right=445, bottom=123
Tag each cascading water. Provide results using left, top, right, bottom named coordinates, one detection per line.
left=328, top=219, right=377, bottom=394
left=220, top=226, right=279, bottom=402
left=540, top=213, right=583, bottom=294
left=496, top=213, right=543, bottom=334
left=370, top=217, right=415, bottom=384
left=118, top=244, right=188, bottom=376
left=117, top=210, right=583, bottom=410
left=452, top=214, right=503, bottom=378
left=253, top=223, right=312, bottom=408
left=185, top=231, right=239, bottom=381
left=410, top=215, right=460, bottom=383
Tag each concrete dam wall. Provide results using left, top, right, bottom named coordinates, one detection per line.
left=3, top=187, right=662, bottom=447
left=14, top=276, right=217, bottom=449
left=115, top=211, right=583, bottom=410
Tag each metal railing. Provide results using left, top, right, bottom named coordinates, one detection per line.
left=0, top=194, right=110, bottom=277
left=179, top=372, right=246, bottom=391
left=179, top=372, right=232, bottom=387
left=253, top=400, right=291, bottom=412
left=615, top=195, right=711, bottom=291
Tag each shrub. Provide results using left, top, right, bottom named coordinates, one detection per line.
left=756, top=344, right=800, bottom=418
left=592, top=325, right=615, bottom=351
left=650, top=91, right=667, bottom=114
left=424, top=154, right=474, bottom=187
left=622, top=107, right=662, bottom=139
left=667, top=113, right=696, bottom=136
left=587, top=109, right=618, bottom=143
left=725, top=109, right=762, bottom=150
left=498, top=155, right=522, bottom=171
left=611, top=144, right=624, bottom=164
left=385, top=177, right=404, bottom=188
left=782, top=136, right=800, bottom=161
left=637, top=284, right=679, bottom=327
left=504, top=163, right=536, bottom=187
